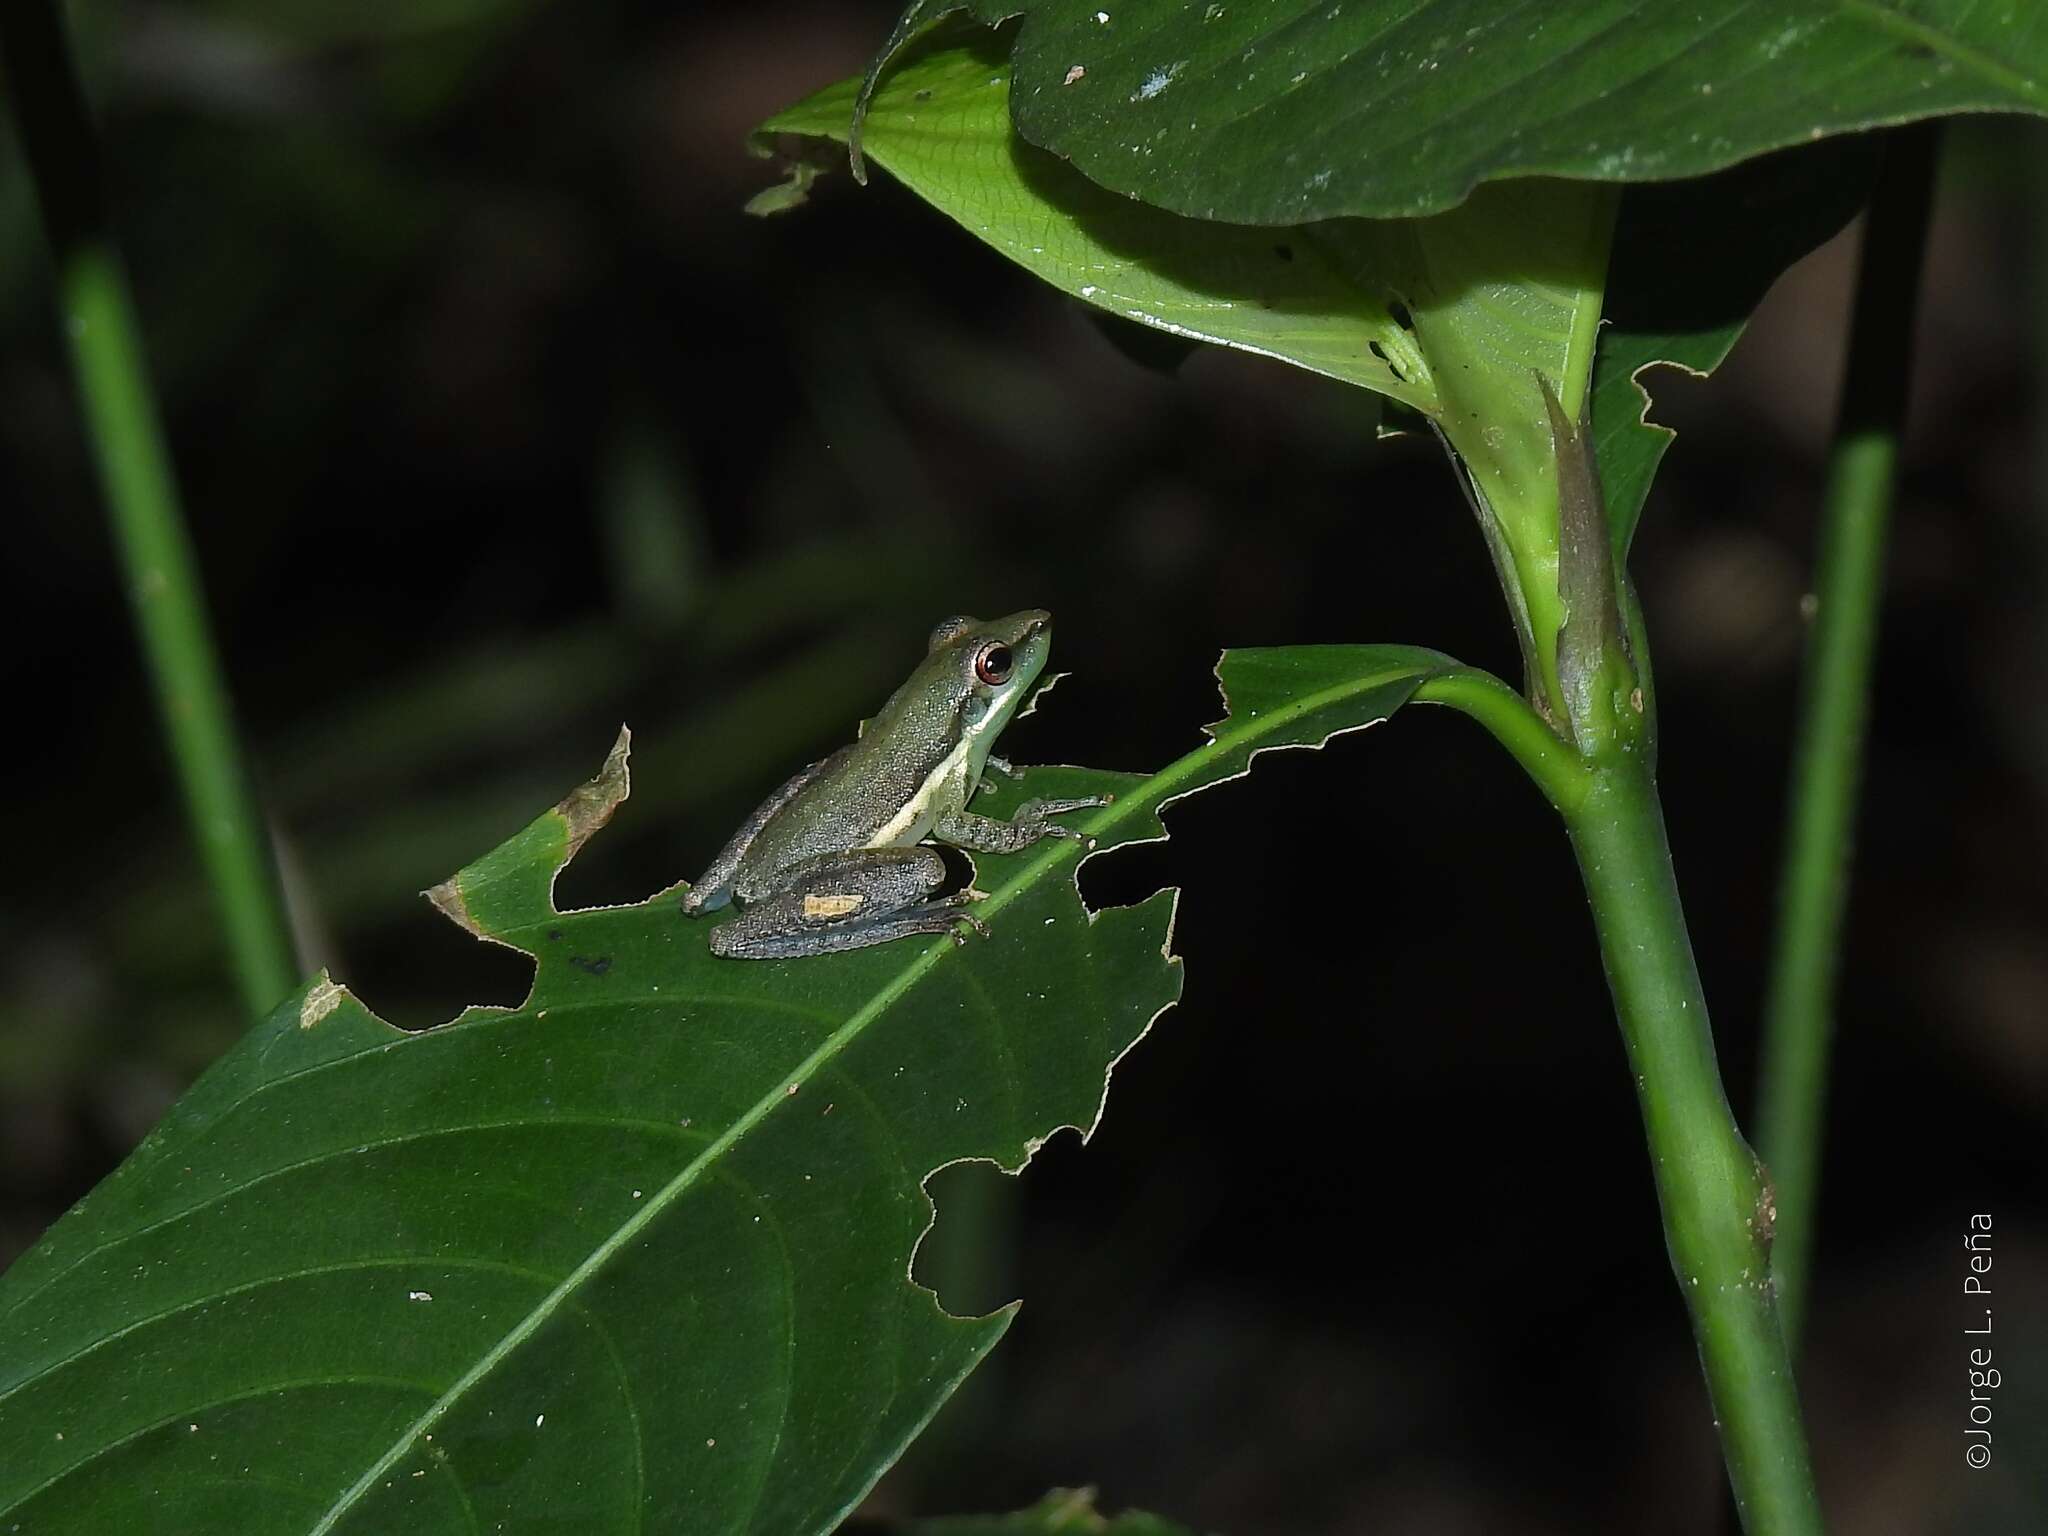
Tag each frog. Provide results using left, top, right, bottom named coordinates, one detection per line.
left=679, top=609, right=1108, bottom=959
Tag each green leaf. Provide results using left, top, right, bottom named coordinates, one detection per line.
left=870, top=0, right=2044, bottom=223
left=762, top=32, right=1612, bottom=714
left=0, top=645, right=1457, bottom=1534
left=906, top=1487, right=1198, bottom=1536
left=764, top=25, right=1434, bottom=412
left=1593, top=137, right=1881, bottom=558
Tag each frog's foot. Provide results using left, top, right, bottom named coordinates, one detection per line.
left=1016, top=794, right=1113, bottom=839
left=943, top=909, right=992, bottom=944
left=920, top=886, right=991, bottom=941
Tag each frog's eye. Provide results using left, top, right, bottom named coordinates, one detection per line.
left=974, top=641, right=1014, bottom=685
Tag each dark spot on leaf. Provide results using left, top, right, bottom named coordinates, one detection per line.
left=570, top=955, right=613, bottom=976
left=915, top=88, right=934, bottom=101
left=1388, top=300, right=1415, bottom=331
left=1273, top=243, right=1294, bottom=261
left=547, top=929, right=563, bottom=942
left=1900, top=41, right=1935, bottom=60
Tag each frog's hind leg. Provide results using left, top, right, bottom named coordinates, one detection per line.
left=680, top=752, right=838, bottom=916
left=709, top=846, right=988, bottom=960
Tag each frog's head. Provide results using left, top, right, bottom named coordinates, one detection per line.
left=920, top=608, right=1053, bottom=765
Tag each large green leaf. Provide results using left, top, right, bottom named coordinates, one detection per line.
left=0, top=645, right=1459, bottom=1534
left=862, top=0, right=2045, bottom=222
left=762, top=31, right=1610, bottom=712
left=764, top=26, right=1432, bottom=412
left=768, top=32, right=1887, bottom=689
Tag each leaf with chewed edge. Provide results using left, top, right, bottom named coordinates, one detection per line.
left=0, top=644, right=1462, bottom=1535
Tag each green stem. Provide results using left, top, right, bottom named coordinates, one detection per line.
left=1413, top=668, right=1590, bottom=815
left=1, top=2, right=297, bottom=1016
left=1569, top=761, right=1822, bottom=1535
left=1756, top=125, right=1939, bottom=1348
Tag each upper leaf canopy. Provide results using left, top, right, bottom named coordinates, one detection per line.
left=866, top=0, right=2042, bottom=222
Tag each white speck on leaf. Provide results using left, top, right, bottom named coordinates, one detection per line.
left=1132, top=62, right=1185, bottom=101
left=1064, top=64, right=1086, bottom=85
left=1095, top=9, right=1110, bottom=21
left=535, top=1414, right=545, bottom=1428
left=1762, top=23, right=1808, bottom=58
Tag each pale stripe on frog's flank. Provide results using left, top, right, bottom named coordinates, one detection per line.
left=864, top=696, right=996, bottom=848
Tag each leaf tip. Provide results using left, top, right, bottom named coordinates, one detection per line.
left=1015, top=669, right=1069, bottom=722
left=425, top=727, right=633, bottom=944
left=424, top=871, right=482, bottom=938
left=560, top=725, right=633, bottom=862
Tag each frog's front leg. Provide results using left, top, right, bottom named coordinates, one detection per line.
left=976, top=755, right=1020, bottom=795
left=935, top=794, right=1110, bottom=854
left=709, top=846, right=988, bottom=960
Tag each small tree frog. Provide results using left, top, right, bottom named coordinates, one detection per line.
left=679, top=609, right=1107, bottom=959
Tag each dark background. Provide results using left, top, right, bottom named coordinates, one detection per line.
left=3, top=3, right=2045, bottom=1531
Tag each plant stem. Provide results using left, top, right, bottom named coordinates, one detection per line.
left=1, top=1, right=298, bottom=1017
left=1756, top=125, right=1939, bottom=1348
left=1413, top=667, right=1591, bottom=813
left=1568, top=761, right=1822, bottom=1535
